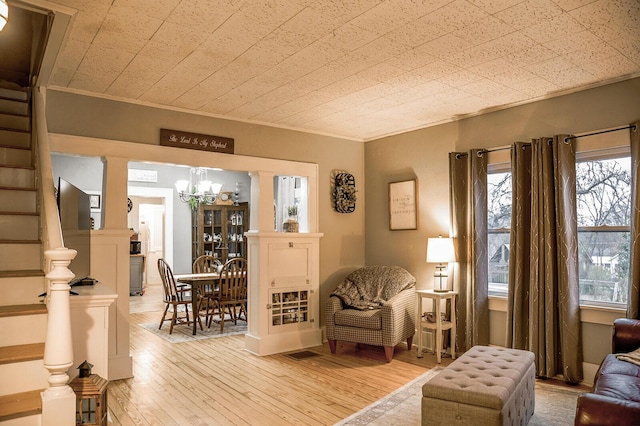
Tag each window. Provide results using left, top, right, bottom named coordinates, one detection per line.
left=487, top=170, right=512, bottom=296
left=577, top=155, right=631, bottom=306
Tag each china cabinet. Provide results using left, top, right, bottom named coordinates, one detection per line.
left=193, top=203, right=249, bottom=263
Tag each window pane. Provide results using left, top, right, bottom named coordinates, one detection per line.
left=576, top=158, right=630, bottom=227
left=577, top=156, right=630, bottom=305
left=487, top=172, right=512, bottom=229
left=488, top=231, right=510, bottom=296
left=578, top=231, right=629, bottom=304
left=488, top=171, right=511, bottom=296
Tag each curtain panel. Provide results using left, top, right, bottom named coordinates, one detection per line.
left=506, top=142, right=532, bottom=350
left=508, top=136, right=582, bottom=383
left=629, top=121, right=640, bottom=319
left=449, top=150, right=490, bottom=355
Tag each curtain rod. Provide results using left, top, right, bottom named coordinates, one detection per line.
left=478, top=146, right=511, bottom=156
left=564, top=124, right=637, bottom=143
left=453, top=124, right=638, bottom=158
left=454, top=146, right=511, bottom=159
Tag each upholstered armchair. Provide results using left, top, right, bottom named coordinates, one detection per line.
left=326, top=266, right=416, bottom=362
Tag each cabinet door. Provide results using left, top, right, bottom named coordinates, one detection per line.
left=267, top=242, right=312, bottom=287
left=226, top=206, right=247, bottom=261
left=195, top=203, right=249, bottom=264
left=268, top=289, right=311, bottom=333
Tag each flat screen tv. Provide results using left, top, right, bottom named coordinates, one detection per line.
left=57, top=177, right=92, bottom=285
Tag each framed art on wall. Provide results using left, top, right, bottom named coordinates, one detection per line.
left=389, top=179, right=418, bottom=230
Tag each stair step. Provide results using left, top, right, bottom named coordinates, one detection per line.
left=0, top=304, right=47, bottom=318
left=0, top=270, right=44, bottom=279
left=0, top=343, right=45, bottom=365
left=0, top=242, right=42, bottom=272
left=0, top=166, right=34, bottom=188
left=0, top=89, right=28, bottom=102
left=0, top=275, right=46, bottom=307
left=0, top=146, right=31, bottom=168
left=0, top=214, right=39, bottom=240
left=0, top=188, right=36, bottom=213
left=0, top=304, right=47, bottom=346
left=0, top=389, right=43, bottom=422
left=0, top=129, right=30, bottom=149
left=0, top=98, right=29, bottom=116
left=0, top=114, right=29, bottom=132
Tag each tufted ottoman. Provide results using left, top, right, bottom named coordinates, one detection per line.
left=421, top=346, right=535, bottom=426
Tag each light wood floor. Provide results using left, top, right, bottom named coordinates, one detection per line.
left=114, top=288, right=452, bottom=425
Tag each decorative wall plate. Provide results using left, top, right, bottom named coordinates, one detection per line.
left=127, top=197, right=133, bottom=213
left=333, top=172, right=356, bottom=213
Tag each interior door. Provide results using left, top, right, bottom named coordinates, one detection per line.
left=139, top=204, right=164, bottom=285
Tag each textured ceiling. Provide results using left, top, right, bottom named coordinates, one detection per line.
left=39, top=0, right=640, bottom=140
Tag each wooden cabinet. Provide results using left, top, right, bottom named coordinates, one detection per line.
left=245, top=232, right=322, bottom=356
left=193, top=203, right=249, bottom=264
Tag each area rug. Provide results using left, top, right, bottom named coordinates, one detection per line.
left=336, top=368, right=583, bottom=425
left=138, top=318, right=246, bottom=344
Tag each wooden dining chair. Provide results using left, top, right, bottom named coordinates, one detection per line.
left=215, top=257, right=248, bottom=332
left=192, top=255, right=223, bottom=327
left=158, top=258, right=203, bottom=334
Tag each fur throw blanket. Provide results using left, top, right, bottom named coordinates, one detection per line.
left=330, top=266, right=416, bottom=310
left=617, top=347, right=640, bottom=367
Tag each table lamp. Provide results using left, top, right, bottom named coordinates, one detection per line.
left=426, top=235, right=456, bottom=292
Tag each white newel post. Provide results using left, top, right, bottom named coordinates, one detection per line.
left=41, top=247, right=77, bottom=426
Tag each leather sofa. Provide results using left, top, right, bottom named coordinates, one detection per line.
left=575, top=318, right=640, bottom=425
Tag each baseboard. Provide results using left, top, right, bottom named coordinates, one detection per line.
left=581, top=362, right=599, bottom=387
left=108, top=354, right=133, bottom=380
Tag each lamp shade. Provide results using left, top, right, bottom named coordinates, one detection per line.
left=175, top=179, right=190, bottom=193
left=197, top=180, right=212, bottom=194
left=210, top=183, right=223, bottom=194
left=426, top=237, right=456, bottom=263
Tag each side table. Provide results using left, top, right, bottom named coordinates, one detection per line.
left=416, top=289, right=457, bottom=363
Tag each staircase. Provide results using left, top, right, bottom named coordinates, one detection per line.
left=0, top=87, right=49, bottom=425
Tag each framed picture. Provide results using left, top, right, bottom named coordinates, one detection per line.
left=89, top=194, right=101, bottom=209
left=389, top=179, right=418, bottom=230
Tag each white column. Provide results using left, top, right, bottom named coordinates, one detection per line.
left=101, top=156, right=129, bottom=230
left=41, top=247, right=77, bottom=426
left=98, top=156, right=133, bottom=379
left=249, top=171, right=275, bottom=232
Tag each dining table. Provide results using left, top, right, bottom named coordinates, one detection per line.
left=174, top=272, right=220, bottom=335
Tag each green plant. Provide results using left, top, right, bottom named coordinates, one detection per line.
left=287, top=205, right=298, bottom=218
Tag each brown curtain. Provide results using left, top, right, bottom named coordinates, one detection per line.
left=528, top=135, right=582, bottom=383
left=449, top=150, right=490, bottom=355
left=628, top=121, right=640, bottom=319
left=506, top=142, right=532, bottom=350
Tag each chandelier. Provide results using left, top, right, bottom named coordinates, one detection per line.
left=175, top=167, right=222, bottom=205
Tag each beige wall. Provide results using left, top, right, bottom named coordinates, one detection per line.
left=364, top=77, right=640, bottom=371
left=46, top=90, right=366, bottom=323
left=46, top=77, right=640, bottom=355
left=365, top=77, right=640, bottom=287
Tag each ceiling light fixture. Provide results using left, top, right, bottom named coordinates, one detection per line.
left=175, top=167, right=222, bottom=207
left=0, top=0, right=8, bottom=31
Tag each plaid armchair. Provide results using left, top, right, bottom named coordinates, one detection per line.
left=326, top=266, right=416, bottom=362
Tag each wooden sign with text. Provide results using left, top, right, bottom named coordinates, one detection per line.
left=160, top=129, right=234, bottom=154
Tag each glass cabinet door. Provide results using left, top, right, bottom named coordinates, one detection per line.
left=269, top=290, right=310, bottom=331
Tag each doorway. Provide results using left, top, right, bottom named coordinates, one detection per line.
left=138, top=203, right=164, bottom=285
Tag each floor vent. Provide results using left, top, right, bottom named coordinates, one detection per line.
left=285, top=350, right=319, bottom=360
